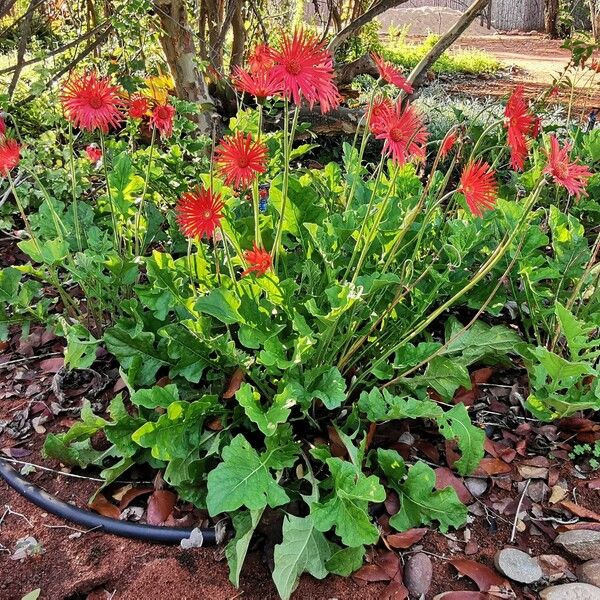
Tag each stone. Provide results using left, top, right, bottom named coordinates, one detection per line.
left=556, top=530, right=600, bottom=561
left=465, top=477, right=488, bottom=497
left=404, top=552, right=432, bottom=597
left=540, top=583, right=600, bottom=599
left=528, top=480, right=549, bottom=503
left=494, top=548, right=543, bottom=584
left=518, top=465, right=549, bottom=479
left=578, top=559, right=600, bottom=587
left=537, top=554, right=572, bottom=583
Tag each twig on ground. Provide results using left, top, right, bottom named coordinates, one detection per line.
left=43, top=524, right=102, bottom=535
left=510, top=479, right=530, bottom=543
left=0, top=504, right=33, bottom=527
left=0, top=352, right=63, bottom=369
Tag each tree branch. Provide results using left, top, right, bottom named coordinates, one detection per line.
left=327, top=0, right=409, bottom=54
left=7, top=0, right=36, bottom=99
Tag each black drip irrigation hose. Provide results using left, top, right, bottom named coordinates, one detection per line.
left=0, top=459, right=217, bottom=545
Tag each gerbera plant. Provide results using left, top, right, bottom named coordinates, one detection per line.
left=2, top=27, right=598, bottom=600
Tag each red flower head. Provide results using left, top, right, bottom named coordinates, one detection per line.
left=85, top=144, right=102, bottom=162
left=504, top=85, right=534, bottom=171
left=368, top=96, right=394, bottom=136
left=60, top=71, right=123, bottom=134
left=242, top=242, right=272, bottom=277
left=151, top=103, right=176, bottom=138
left=0, top=137, right=20, bottom=176
left=270, top=29, right=341, bottom=113
left=530, top=116, right=542, bottom=139
left=248, top=43, right=276, bottom=74
left=544, top=135, right=592, bottom=199
left=440, top=130, right=458, bottom=159
left=458, top=160, right=498, bottom=217
left=129, top=95, right=150, bottom=119
left=176, top=187, right=225, bottom=239
left=373, top=100, right=428, bottom=166
left=371, top=53, right=414, bottom=94
left=591, top=59, right=600, bottom=74
left=215, top=131, right=268, bottom=189
left=232, top=66, right=281, bottom=99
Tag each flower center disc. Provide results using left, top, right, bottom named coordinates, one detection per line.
left=390, top=128, right=404, bottom=143
left=89, top=96, right=104, bottom=109
left=285, top=60, right=302, bottom=76
left=237, top=156, right=250, bottom=168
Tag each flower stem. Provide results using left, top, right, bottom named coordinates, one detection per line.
left=98, top=132, right=120, bottom=253
left=134, top=126, right=156, bottom=256
left=68, top=123, right=83, bottom=251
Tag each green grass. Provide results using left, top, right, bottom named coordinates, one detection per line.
left=383, top=33, right=501, bottom=75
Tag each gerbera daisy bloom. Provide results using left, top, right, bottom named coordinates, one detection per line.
left=270, top=29, right=341, bottom=113
left=543, top=135, right=592, bottom=198
left=242, top=242, right=272, bottom=277
left=248, top=43, right=276, bottom=74
left=458, top=160, right=498, bottom=217
left=215, top=131, right=268, bottom=189
left=0, top=137, right=20, bottom=176
left=530, top=116, right=542, bottom=139
left=232, top=66, right=281, bottom=99
left=368, top=96, right=394, bottom=136
left=373, top=100, right=428, bottom=166
left=440, top=130, right=458, bottom=158
left=85, top=144, right=102, bottom=162
left=371, top=53, right=414, bottom=94
left=151, top=103, right=176, bottom=138
left=176, top=187, right=225, bottom=239
left=504, top=85, right=534, bottom=171
left=129, top=95, right=150, bottom=119
left=60, top=71, right=123, bottom=134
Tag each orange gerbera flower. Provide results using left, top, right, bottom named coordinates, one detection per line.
left=440, top=130, right=458, bottom=159
left=85, top=144, right=102, bottom=162
left=248, top=43, right=276, bottom=74
left=129, top=95, right=150, bottom=119
left=176, top=187, right=225, bottom=239
left=458, top=160, right=498, bottom=217
left=60, top=71, right=123, bottom=133
left=215, top=131, right=268, bottom=189
left=242, top=242, right=272, bottom=277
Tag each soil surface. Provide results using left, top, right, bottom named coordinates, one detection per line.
left=1, top=321, right=600, bottom=600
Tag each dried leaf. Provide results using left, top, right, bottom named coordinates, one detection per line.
left=38, top=357, right=64, bottom=373
left=435, top=467, right=473, bottom=504
left=118, top=486, right=154, bottom=510
left=147, top=490, right=177, bottom=525
left=353, top=564, right=391, bottom=582
left=560, top=500, right=600, bottom=522
left=381, top=580, right=409, bottom=600
left=89, top=493, right=121, bottom=519
left=223, top=368, right=245, bottom=399
left=375, top=551, right=401, bottom=580
left=386, top=528, right=428, bottom=549
left=449, top=558, right=509, bottom=592
left=549, top=485, right=568, bottom=504
left=475, top=458, right=512, bottom=476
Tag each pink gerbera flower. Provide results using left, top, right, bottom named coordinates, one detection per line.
left=373, top=100, right=428, bottom=166
left=544, top=135, right=592, bottom=198
left=371, top=53, right=414, bottom=94
left=129, top=95, right=150, bottom=119
left=151, top=103, right=176, bottom=138
left=458, top=160, right=498, bottom=217
left=232, top=66, right=281, bottom=99
left=504, top=86, right=535, bottom=171
left=248, top=43, right=276, bottom=74
left=85, top=144, right=102, bottom=162
left=270, top=29, right=341, bottom=113
left=440, top=130, right=458, bottom=158
left=0, top=137, right=20, bottom=176
left=60, top=71, right=123, bottom=133
left=215, top=131, right=268, bottom=189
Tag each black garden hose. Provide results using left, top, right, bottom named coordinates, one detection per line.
left=0, top=459, right=217, bottom=545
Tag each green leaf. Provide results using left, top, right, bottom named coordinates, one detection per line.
left=358, top=388, right=442, bottom=422
left=225, top=509, right=265, bottom=587
left=325, top=545, right=365, bottom=576
left=388, top=462, right=467, bottom=533
left=555, top=302, right=599, bottom=360
left=109, top=151, right=144, bottom=216
left=61, top=322, right=100, bottom=370
left=236, top=383, right=293, bottom=437
left=311, top=458, right=385, bottom=547
left=195, top=288, right=242, bottom=325
left=131, top=384, right=180, bottom=408
left=436, top=404, right=484, bottom=475
left=0, top=267, right=21, bottom=302
left=18, top=238, right=69, bottom=265
left=307, top=367, right=347, bottom=410
left=376, top=448, right=406, bottom=481
left=206, top=434, right=289, bottom=515
left=20, top=590, right=41, bottom=600
left=273, top=515, right=331, bottom=600
left=421, top=356, right=471, bottom=401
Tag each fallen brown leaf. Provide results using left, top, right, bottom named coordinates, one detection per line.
left=147, top=490, right=177, bottom=525
left=433, top=593, right=490, bottom=600
left=475, top=458, right=512, bottom=476
left=353, top=564, right=391, bottom=582
left=386, top=528, right=428, bottom=549
left=449, top=558, right=509, bottom=592
left=560, top=500, right=600, bottom=522
left=223, top=368, right=245, bottom=399
left=435, top=467, right=473, bottom=504
left=118, top=486, right=154, bottom=511
left=89, top=493, right=121, bottom=519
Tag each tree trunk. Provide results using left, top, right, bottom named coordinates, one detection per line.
left=590, top=0, right=600, bottom=41
left=407, top=0, right=491, bottom=90
left=7, top=0, right=36, bottom=99
left=154, top=0, right=213, bottom=133
left=545, top=0, right=559, bottom=39
left=229, top=0, right=246, bottom=70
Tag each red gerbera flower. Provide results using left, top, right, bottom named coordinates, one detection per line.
left=544, top=135, right=592, bottom=198
left=129, top=95, right=150, bottom=119
left=248, top=43, right=276, bottom=74
left=458, top=160, right=498, bottom=217
left=504, top=85, right=535, bottom=171
left=270, top=29, right=341, bottom=113
left=440, top=130, right=458, bottom=158
left=371, top=53, right=414, bottom=94
left=176, top=187, right=225, bottom=239
left=0, top=137, right=20, bottom=176
left=242, top=242, right=272, bottom=277
left=85, top=144, right=102, bottom=162
left=60, top=71, right=123, bottom=134
left=215, top=131, right=268, bottom=189
left=373, top=100, right=428, bottom=166
left=151, top=103, right=176, bottom=138
left=368, top=96, right=394, bottom=136
left=232, top=66, right=281, bottom=99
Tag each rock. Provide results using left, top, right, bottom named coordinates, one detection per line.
left=540, top=583, right=600, bottom=599
left=404, top=552, right=432, bottom=597
left=578, top=559, right=600, bottom=587
left=494, top=548, right=543, bottom=584
left=537, top=554, right=572, bottom=583
left=528, top=480, right=549, bottom=503
left=465, top=477, right=488, bottom=497
left=518, top=465, right=549, bottom=479
left=556, top=530, right=600, bottom=561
